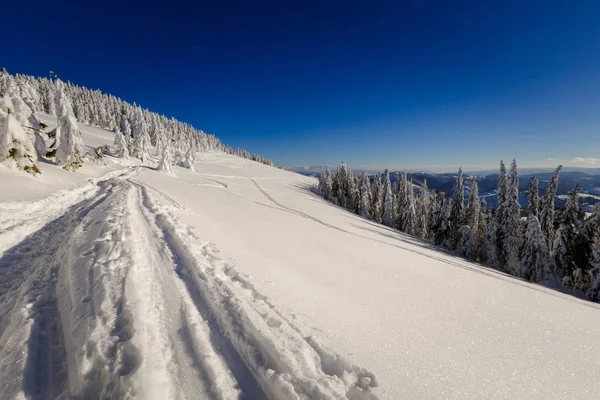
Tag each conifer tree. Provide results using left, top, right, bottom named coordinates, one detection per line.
left=130, top=107, right=150, bottom=161
left=396, top=172, right=408, bottom=230
left=586, top=204, right=600, bottom=301
left=475, top=199, right=488, bottom=262
left=540, top=165, right=562, bottom=250
left=495, top=160, right=508, bottom=265
left=402, top=179, right=417, bottom=235
left=501, top=159, right=521, bottom=275
left=113, top=126, right=129, bottom=158
left=485, top=209, right=499, bottom=267
left=448, top=167, right=465, bottom=248
left=465, top=176, right=480, bottom=230
left=417, top=179, right=430, bottom=239
left=359, top=171, right=372, bottom=218
left=54, top=79, right=84, bottom=170
left=521, top=215, right=551, bottom=282
left=182, top=144, right=197, bottom=171
left=526, top=177, right=540, bottom=218
left=432, top=192, right=450, bottom=245
left=157, top=142, right=174, bottom=175
left=382, top=169, right=394, bottom=227
left=336, top=162, right=349, bottom=207
left=552, top=185, right=582, bottom=285
left=347, top=170, right=359, bottom=213
left=370, top=173, right=383, bottom=222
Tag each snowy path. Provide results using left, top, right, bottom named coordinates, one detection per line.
left=0, top=167, right=378, bottom=400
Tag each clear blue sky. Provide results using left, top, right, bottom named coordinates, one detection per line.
left=3, top=0, right=600, bottom=171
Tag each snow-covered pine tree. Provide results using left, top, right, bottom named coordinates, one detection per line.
left=521, top=215, right=551, bottom=282
left=182, top=143, right=197, bottom=171
left=501, top=159, right=521, bottom=275
left=113, top=126, right=129, bottom=158
left=370, top=173, right=383, bottom=222
left=130, top=106, right=150, bottom=161
left=382, top=169, right=394, bottom=227
left=54, top=79, right=84, bottom=170
left=359, top=171, right=371, bottom=218
left=157, top=141, right=174, bottom=175
left=457, top=225, right=473, bottom=258
left=323, top=169, right=334, bottom=200
left=432, top=192, right=450, bottom=245
left=402, top=179, right=417, bottom=235
left=586, top=204, right=600, bottom=301
left=540, top=165, right=562, bottom=250
left=347, top=170, right=359, bottom=213
left=551, top=184, right=581, bottom=285
left=335, top=162, right=349, bottom=207
left=465, top=176, right=480, bottom=235
left=485, top=209, right=499, bottom=267
left=0, top=110, right=40, bottom=174
left=416, top=179, right=430, bottom=239
left=526, top=177, right=540, bottom=218
left=448, top=167, right=465, bottom=249
left=396, top=172, right=408, bottom=231
left=495, top=160, right=509, bottom=265
left=119, top=111, right=131, bottom=145
left=475, top=199, right=487, bottom=262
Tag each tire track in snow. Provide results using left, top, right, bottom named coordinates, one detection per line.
left=0, top=174, right=128, bottom=399
left=135, top=183, right=380, bottom=400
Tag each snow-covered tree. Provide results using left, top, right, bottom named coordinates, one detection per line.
left=335, top=162, right=349, bottom=207
left=521, top=215, right=551, bottom=282
left=475, top=199, right=488, bottom=262
left=130, top=107, right=150, bottom=161
left=526, top=177, right=540, bottom=218
left=347, top=170, right=359, bottom=213
left=587, top=204, right=600, bottom=301
left=402, top=179, right=417, bottom=235
left=113, top=127, right=129, bottom=158
left=502, top=159, right=521, bottom=275
left=321, top=169, right=334, bottom=200
left=0, top=111, right=40, bottom=174
left=448, top=168, right=465, bottom=248
left=54, top=79, right=84, bottom=170
left=551, top=185, right=581, bottom=283
left=457, top=225, right=473, bottom=258
left=157, top=142, right=174, bottom=175
left=540, top=165, right=562, bottom=250
left=182, top=144, right=197, bottom=171
left=382, top=169, right=394, bottom=227
left=396, top=172, right=408, bottom=230
left=359, top=171, right=371, bottom=218
left=465, top=176, right=480, bottom=234
left=370, top=173, right=383, bottom=222
left=432, top=192, right=450, bottom=245
left=416, top=179, right=431, bottom=239
left=485, top=209, right=498, bottom=267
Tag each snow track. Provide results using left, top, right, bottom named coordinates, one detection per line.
left=0, top=168, right=379, bottom=400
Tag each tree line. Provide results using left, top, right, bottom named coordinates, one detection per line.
left=0, top=70, right=273, bottom=175
left=317, top=161, right=600, bottom=301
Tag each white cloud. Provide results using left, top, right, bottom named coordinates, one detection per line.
left=571, top=157, right=600, bottom=166
left=546, top=157, right=557, bottom=161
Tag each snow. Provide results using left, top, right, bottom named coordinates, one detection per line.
left=1, top=117, right=600, bottom=399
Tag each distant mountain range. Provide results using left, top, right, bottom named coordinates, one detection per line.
left=285, top=166, right=600, bottom=211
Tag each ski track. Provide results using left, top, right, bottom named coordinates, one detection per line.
left=0, top=167, right=380, bottom=400
left=241, top=174, right=600, bottom=311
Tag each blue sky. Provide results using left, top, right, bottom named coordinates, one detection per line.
left=3, top=0, right=600, bottom=171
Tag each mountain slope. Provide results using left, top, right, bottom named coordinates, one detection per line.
left=1, top=118, right=599, bottom=399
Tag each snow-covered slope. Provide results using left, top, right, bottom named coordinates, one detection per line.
left=1, top=118, right=599, bottom=399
